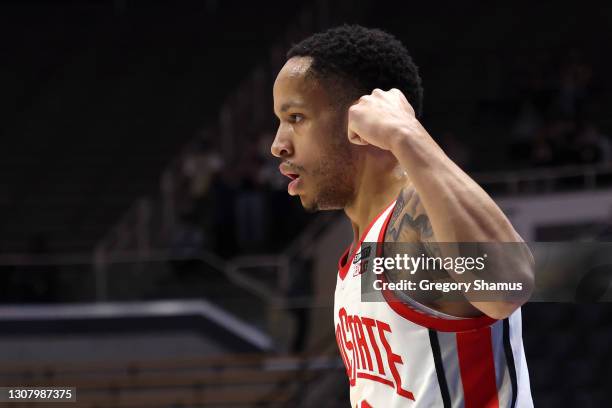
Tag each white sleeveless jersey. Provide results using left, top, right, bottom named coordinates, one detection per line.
left=334, top=201, right=533, bottom=408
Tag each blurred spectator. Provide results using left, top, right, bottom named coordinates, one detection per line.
left=169, top=211, right=205, bottom=281
left=512, top=100, right=543, bottom=142
left=176, top=140, right=224, bottom=250
left=506, top=48, right=610, bottom=170
left=529, top=118, right=576, bottom=167
left=169, top=130, right=314, bottom=258
left=257, top=132, right=287, bottom=190
left=573, top=123, right=611, bottom=165
left=556, top=49, right=593, bottom=119
left=182, top=141, right=224, bottom=197
left=530, top=130, right=554, bottom=167
left=234, top=144, right=267, bottom=253
left=179, top=140, right=223, bottom=214
left=527, top=119, right=611, bottom=167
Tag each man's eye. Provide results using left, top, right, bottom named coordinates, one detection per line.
left=289, top=114, right=303, bottom=123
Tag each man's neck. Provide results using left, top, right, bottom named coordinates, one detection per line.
left=344, top=161, right=408, bottom=250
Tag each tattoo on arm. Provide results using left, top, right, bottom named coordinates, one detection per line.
left=386, top=186, right=434, bottom=243
left=382, top=186, right=480, bottom=313
left=384, top=186, right=445, bottom=284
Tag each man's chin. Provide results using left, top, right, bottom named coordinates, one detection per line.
left=299, top=195, right=319, bottom=213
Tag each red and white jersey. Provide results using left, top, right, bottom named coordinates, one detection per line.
left=334, top=200, right=533, bottom=408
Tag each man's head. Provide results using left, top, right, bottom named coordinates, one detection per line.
left=271, top=25, right=423, bottom=212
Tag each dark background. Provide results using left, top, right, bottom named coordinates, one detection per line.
left=2, top=0, right=612, bottom=254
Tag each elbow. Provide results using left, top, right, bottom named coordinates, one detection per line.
left=483, top=243, right=535, bottom=320
left=477, top=274, right=534, bottom=320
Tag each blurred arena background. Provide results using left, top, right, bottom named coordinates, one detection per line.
left=1, top=0, right=612, bottom=407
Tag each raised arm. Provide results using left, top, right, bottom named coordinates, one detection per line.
left=349, top=88, right=534, bottom=319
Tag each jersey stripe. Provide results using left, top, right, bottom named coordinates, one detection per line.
left=456, top=326, right=499, bottom=408
left=489, top=319, right=511, bottom=407
left=437, top=331, right=465, bottom=408
left=428, top=330, right=451, bottom=408
left=503, top=319, right=518, bottom=408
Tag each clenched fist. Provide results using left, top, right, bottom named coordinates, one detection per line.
left=347, top=88, right=426, bottom=152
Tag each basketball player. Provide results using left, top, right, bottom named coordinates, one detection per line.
left=271, top=25, right=535, bottom=407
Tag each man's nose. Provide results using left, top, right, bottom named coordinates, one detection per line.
left=270, top=128, right=293, bottom=158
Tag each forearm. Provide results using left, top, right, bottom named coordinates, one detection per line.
left=390, top=125, right=516, bottom=242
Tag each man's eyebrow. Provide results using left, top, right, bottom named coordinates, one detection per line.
left=280, top=101, right=305, bottom=112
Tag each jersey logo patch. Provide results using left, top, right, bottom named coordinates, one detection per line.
left=353, top=245, right=372, bottom=264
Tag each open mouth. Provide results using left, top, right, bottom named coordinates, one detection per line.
left=279, top=164, right=301, bottom=180
left=279, top=164, right=303, bottom=195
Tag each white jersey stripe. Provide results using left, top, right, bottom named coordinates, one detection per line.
left=508, top=311, right=534, bottom=407
left=436, top=330, right=465, bottom=408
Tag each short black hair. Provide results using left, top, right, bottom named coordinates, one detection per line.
left=287, top=24, right=423, bottom=117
